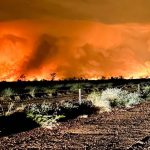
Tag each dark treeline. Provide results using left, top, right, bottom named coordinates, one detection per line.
left=0, top=77, right=150, bottom=91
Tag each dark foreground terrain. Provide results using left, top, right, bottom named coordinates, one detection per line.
left=0, top=101, right=149, bottom=150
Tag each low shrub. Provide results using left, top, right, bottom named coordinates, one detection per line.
left=125, top=92, right=142, bottom=107
left=87, top=88, right=143, bottom=111
left=25, top=86, right=37, bottom=97
left=1, top=88, right=14, bottom=97
left=70, top=83, right=83, bottom=92
left=87, top=91, right=111, bottom=112
left=5, top=102, right=15, bottom=116
left=27, top=112, right=65, bottom=129
left=26, top=102, right=65, bottom=128
left=142, top=85, right=150, bottom=100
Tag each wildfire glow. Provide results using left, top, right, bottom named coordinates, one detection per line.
left=1, top=20, right=150, bottom=81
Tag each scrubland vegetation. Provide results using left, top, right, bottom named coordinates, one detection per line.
left=87, top=88, right=143, bottom=112
left=0, top=80, right=150, bottom=128
left=0, top=79, right=150, bottom=149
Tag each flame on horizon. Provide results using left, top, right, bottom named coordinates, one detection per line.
left=1, top=20, right=150, bottom=81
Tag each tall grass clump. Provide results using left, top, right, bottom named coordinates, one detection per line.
left=25, top=86, right=37, bottom=97
left=5, top=102, right=15, bottom=116
left=1, top=88, right=14, bottom=97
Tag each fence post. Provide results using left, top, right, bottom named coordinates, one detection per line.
left=138, top=84, right=140, bottom=93
left=79, top=89, right=82, bottom=104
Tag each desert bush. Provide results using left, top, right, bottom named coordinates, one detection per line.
left=92, top=87, right=99, bottom=92
left=101, top=88, right=142, bottom=108
left=125, top=92, right=142, bottom=107
left=87, top=88, right=143, bottom=111
left=26, top=102, right=65, bottom=128
left=1, top=88, right=14, bottom=97
left=27, top=112, right=65, bottom=129
left=40, top=101, right=53, bottom=114
left=142, top=85, right=150, bottom=100
left=107, top=83, right=113, bottom=88
left=70, top=83, right=83, bottom=92
left=100, top=88, right=128, bottom=107
left=41, top=87, right=56, bottom=95
left=3, top=103, right=26, bottom=116
left=53, top=84, right=64, bottom=89
left=25, top=86, right=37, bottom=97
left=27, top=101, right=53, bottom=115
left=27, top=104, right=40, bottom=114
left=87, top=91, right=111, bottom=112
left=142, top=85, right=150, bottom=93
left=14, top=96, right=21, bottom=101
left=62, top=102, right=78, bottom=109
left=5, top=102, right=15, bottom=116
left=15, top=104, right=26, bottom=112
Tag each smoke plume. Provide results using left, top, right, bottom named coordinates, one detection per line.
left=1, top=20, right=150, bottom=80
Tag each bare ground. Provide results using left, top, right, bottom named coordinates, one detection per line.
left=0, top=102, right=150, bottom=150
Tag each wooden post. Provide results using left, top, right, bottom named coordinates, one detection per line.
left=138, top=84, right=140, bottom=93
left=79, top=89, right=82, bottom=104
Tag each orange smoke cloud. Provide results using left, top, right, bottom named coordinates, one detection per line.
left=0, top=19, right=150, bottom=81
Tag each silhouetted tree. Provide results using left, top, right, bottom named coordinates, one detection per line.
left=101, top=76, right=106, bottom=80
left=119, top=76, right=124, bottom=79
left=50, top=73, right=56, bottom=81
left=18, top=74, right=26, bottom=81
left=33, top=78, right=38, bottom=81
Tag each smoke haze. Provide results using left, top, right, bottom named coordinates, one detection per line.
left=0, top=1, right=150, bottom=80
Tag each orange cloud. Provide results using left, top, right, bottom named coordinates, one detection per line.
left=0, top=20, right=150, bottom=81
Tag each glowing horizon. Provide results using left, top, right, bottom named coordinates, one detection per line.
left=1, top=1, right=150, bottom=81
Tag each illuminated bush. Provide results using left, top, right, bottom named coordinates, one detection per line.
left=26, top=102, right=65, bottom=128
left=125, top=92, right=142, bottom=107
left=87, top=88, right=143, bottom=111
left=142, top=85, right=150, bottom=93
left=26, top=101, right=53, bottom=115
left=142, top=85, right=150, bottom=100
left=87, top=91, right=111, bottom=112
left=101, top=88, right=127, bottom=107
